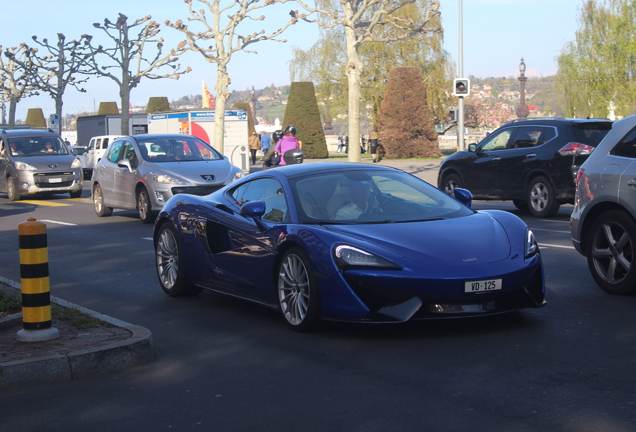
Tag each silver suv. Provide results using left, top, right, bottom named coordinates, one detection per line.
left=91, top=134, right=243, bottom=223
left=571, top=115, right=636, bottom=294
left=0, top=129, right=83, bottom=201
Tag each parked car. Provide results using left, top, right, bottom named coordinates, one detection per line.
left=571, top=115, right=636, bottom=294
left=438, top=117, right=613, bottom=217
left=0, top=129, right=83, bottom=201
left=83, top=135, right=122, bottom=178
left=91, top=134, right=243, bottom=223
left=154, top=162, right=546, bottom=332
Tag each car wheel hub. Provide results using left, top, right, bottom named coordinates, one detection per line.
left=592, top=223, right=632, bottom=284
left=278, top=254, right=310, bottom=326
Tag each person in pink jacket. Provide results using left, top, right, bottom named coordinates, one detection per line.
left=273, top=125, right=303, bottom=165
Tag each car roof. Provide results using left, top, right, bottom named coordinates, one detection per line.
left=252, top=162, right=401, bottom=179
left=118, top=134, right=203, bottom=141
left=503, top=117, right=612, bottom=127
left=1, top=129, right=60, bottom=138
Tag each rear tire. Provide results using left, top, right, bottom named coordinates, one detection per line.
left=441, top=174, right=462, bottom=195
left=512, top=199, right=529, bottom=212
left=93, top=184, right=112, bottom=217
left=587, top=210, right=636, bottom=295
left=527, top=176, right=559, bottom=218
left=155, top=222, right=202, bottom=297
left=7, top=177, right=20, bottom=201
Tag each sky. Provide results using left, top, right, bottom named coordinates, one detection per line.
left=3, top=0, right=587, bottom=122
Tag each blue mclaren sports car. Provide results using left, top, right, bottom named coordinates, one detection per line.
left=154, top=163, right=546, bottom=332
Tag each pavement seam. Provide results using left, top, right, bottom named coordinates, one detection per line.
left=0, top=275, right=155, bottom=389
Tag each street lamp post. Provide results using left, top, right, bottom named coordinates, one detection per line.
left=516, top=58, right=530, bottom=119
left=250, top=86, right=259, bottom=126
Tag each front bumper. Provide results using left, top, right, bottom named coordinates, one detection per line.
left=17, top=170, right=83, bottom=194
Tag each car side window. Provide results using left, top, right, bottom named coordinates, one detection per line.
left=106, top=141, right=124, bottom=163
left=610, top=128, right=636, bottom=159
left=102, top=138, right=110, bottom=150
left=509, top=126, right=545, bottom=149
left=230, top=178, right=288, bottom=223
left=121, top=142, right=139, bottom=168
left=88, top=140, right=95, bottom=151
left=480, top=129, right=512, bottom=151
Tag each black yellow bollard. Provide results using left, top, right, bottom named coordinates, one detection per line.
left=16, top=218, right=59, bottom=342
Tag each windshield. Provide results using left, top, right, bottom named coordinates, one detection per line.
left=136, top=137, right=223, bottom=162
left=7, top=136, right=69, bottom=156
left=290, top=170, right=474, bottom=224
left=572, top=122, right=612, bottom=147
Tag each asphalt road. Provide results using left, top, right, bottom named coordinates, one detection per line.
left=1, top=161, right=636, bottom=432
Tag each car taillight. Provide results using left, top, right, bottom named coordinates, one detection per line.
left=575, top=168, right=585, bottom=186
left=559, top=142, right=595, bottom=156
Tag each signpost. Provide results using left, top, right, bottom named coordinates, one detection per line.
left=49, top=114, right=60, bottom=134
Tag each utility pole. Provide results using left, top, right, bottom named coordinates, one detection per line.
left=457, top=0, right=465, bottom=151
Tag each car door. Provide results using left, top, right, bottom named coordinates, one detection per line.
left=0, top=139, right=7, bottom=192
left=96, top=140, right=124, bottom=205
left=113, top=141, right=139, bottom=208
left=465, top=128, right=513, bottom=196
left=86, top=138, right=98, bottom=168
left=499, top=126, right=554, bottom=198
left=200, top=177, right=287, bottom=300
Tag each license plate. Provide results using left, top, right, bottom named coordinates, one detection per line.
left=48, top=178, right=62, bottom=183
left=464, top=279, right=502, bottom=293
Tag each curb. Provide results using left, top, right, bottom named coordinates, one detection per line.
left=0, top=276, right=155, bottom=389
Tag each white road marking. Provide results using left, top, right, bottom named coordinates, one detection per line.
left=39, top=219, right=78, bottom=226
left=142, top=237, right=153, bottom=241
left=539, top=243, right=575, bottom=250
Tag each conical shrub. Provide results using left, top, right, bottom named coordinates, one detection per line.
left=282, top=82, right=328, bottom=159
left=97, top=102, right=119, bottom=115
left=146, top=97, right=171, bottom=113
left=25, top=108, right=46, bottom=128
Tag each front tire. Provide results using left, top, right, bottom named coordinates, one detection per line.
left=7, top=177, right=20, bottom=201
left=93, top=184, right=112, bottom=217
left=442, top=173, right=462, bottom=195
left=587, top=210, right=636, bottom=295
left=155, top=222, right=202, bottom=297
left=70, top=189, right=82, bottom=199
left=137, top=186, right=155, bottom=224
left=527, top=176, right=559, bottom=218
left=277, top=247, right=320, bottom=332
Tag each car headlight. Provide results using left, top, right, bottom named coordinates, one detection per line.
left=525, top=229, right=539, bottom=258
left=334, top=245, right=402, bottom=269
left=232, top=170, right=244, bottom=182
left=149, top=172, right=186, bottom=185
left=15, top=161, right=37, bottom=171
left=71, top=158, right=82, bottom=169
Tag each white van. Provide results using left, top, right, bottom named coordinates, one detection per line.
left=84, top=135, right=122, bottom=177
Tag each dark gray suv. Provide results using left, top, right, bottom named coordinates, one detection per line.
left=571, top=115, right=636, bottom=294
left=0, top=129, right=83, bottom=201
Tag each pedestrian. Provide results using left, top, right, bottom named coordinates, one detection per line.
left=360, top=135, right=367, bottom=154
left=369, top=130, right=380, bottom=163
left=273, top=125, right=302, bottom=166
left=336, top=136, right=343, bottom=153
left=260, top=132, right=272, bottom=155
left=248, top=131, right=260, bottom=165
left=344, top=135, right=349, bottom=153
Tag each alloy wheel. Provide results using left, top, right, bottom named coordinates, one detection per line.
left=156, top=228, right=179, bottom=290
left=591, top=221, right=632, bottom=285
left=278, top=253, right=310, bottom=326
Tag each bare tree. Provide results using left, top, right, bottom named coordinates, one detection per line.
left=295, top=0, right=442, bottom=162
left=29, top=33, right=93, bottom=125
left=83, top=14, right=191, bottom=135
left=0, top=44, right=44, bottom=129
left=166, top=0, right=301, bottom=154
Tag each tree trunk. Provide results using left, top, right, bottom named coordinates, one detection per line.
left=213, top=63, right=231, bottom=154
left=345, top=26, right=362, bottom=163
left=120, top=83, right=130, bottom=136
left=8, top=98, right=17, bottom=129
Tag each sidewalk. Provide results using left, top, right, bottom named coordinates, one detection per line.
left=0, top=277, right=154, bottom=389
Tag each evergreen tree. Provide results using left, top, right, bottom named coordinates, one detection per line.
left=282, top=82, right=329, bottom=159
left=146, top=97, right=171, bottom=113
left=25, top=108, right=46, bottom=128
left=378, top=67, right=439, bottom=159
left=97, top=102, right=119, bottom=115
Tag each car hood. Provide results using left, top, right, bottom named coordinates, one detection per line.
left=13, top=154, right=78, bottom=170
left=323, top=212, right=511, bottom=266
left=141, top=159, right=239, bottom=184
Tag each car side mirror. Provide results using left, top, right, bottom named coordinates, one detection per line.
left=117, top=159, right=133, bottom=172
left=240, top=200, right=266, bottom=218
left=452, top=188, right=473, bottom=208
left=468, top=143, right=477, bottom=152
